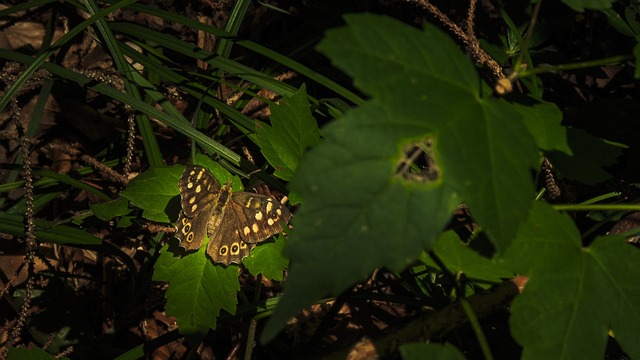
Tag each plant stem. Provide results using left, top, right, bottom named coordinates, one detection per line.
left=461, top=298, right=495, bottom=360
left=553, top=204, right=640, bottom=212
left=519, top=55, right=633, bottom=76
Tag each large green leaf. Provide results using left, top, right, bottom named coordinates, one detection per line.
left=506, top=202, right=640, bottom=359
left=263, top=14, right=539, bottom=341
left=153, top=243, right=240, bottom=335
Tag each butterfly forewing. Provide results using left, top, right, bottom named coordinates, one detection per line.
left=174, top=166, right=219, bottom=251
left=228, top=192, right=292, bottom=244
left=178, top=166, right=220, bottom=217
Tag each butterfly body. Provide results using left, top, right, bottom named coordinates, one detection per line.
left=175, top=165, right=291, bottom=265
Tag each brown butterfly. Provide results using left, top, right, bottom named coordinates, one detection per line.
left=174, top=165, right=291, bottom=265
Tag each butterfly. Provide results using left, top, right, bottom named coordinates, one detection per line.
left=174, top=165, right=291, bottom=265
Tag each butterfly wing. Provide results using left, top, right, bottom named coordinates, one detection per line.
left=206, top=208, right=253, bottom=265
left=205, top=190, right=291, bottom=265
left=174, top=165, right=220, bottom=251
left=228, top=192, right=292, bottom=244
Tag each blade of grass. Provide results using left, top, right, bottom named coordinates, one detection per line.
left=117, top=42, right=257, bottom=135
left=237, top=40, right=364, bottom=106
left=101, top=0, right=231, bottom=36
left=0, top=0, right=58, bottom=16
left=109, top=22, right=300, bottom=97
left=83, top=0, right=163, bottom=167
left=0, top=212, right=102, bottom=246
left=0, top=49, right=242, bottom=165
left=216, top=0, right=251, bottom=57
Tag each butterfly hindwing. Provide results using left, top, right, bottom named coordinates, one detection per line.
left=175, top=209, right=208, bottom=251
left=206, top=199, right=254, bottom=265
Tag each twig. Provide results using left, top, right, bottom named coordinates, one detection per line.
left=46, top=143, right=129, bottom=184
left=406, top=0, right=505, bottom=83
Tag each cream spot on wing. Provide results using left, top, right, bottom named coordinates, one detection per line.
left=255, top=211, right=263, bottom=221
left=230, top=242, right=240, bottom=255
left=276, top=209, right=282, bottom=216
left=196, top=170, right=203, bottom=181
left=267, top=218, right=274, bottom=226
left=191, top=204, right=198, bottom=212
left=243, top=226, right=251, bottom=236
left=187, top=182, right=194, bottom=189
left=195, top=184, right=202, bottom=193
left=189, top=197, right=196, bottom=204
left=266, top=201, right=273, bottom=213
left=252, top=223, right=259, bottom=233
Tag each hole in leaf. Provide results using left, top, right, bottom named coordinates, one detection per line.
left=396, top=137, right=440, bottom=183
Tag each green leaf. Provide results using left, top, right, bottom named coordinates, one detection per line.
left=121, top=166, right=184, bottom=223
left=243, top=235, right=288, bottom=281
left=90, top=197, right=131, bottom=220
left=420, top=231, right=513, bottom=283
left=562, top=0, right=615, bottom=12
left=194, top=154, right=244, bottom=191
left=546, top=127, right=625, bottom=184
left=400, top=342, right=465, bottom=360
left=440, top=98, right=537, bottom=247
left=601, top=9, right=637, bottom=37
left=153, top=242, right=240, bottom=335
left=256, top=84, right=321, bottom=181
left=506, top=202, right=640, bottom=359
left=263, top=14, right=538, bottom=341
left=513, top=99, right=571, bottom=154
left=120, top=160, right=242, bottom=227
